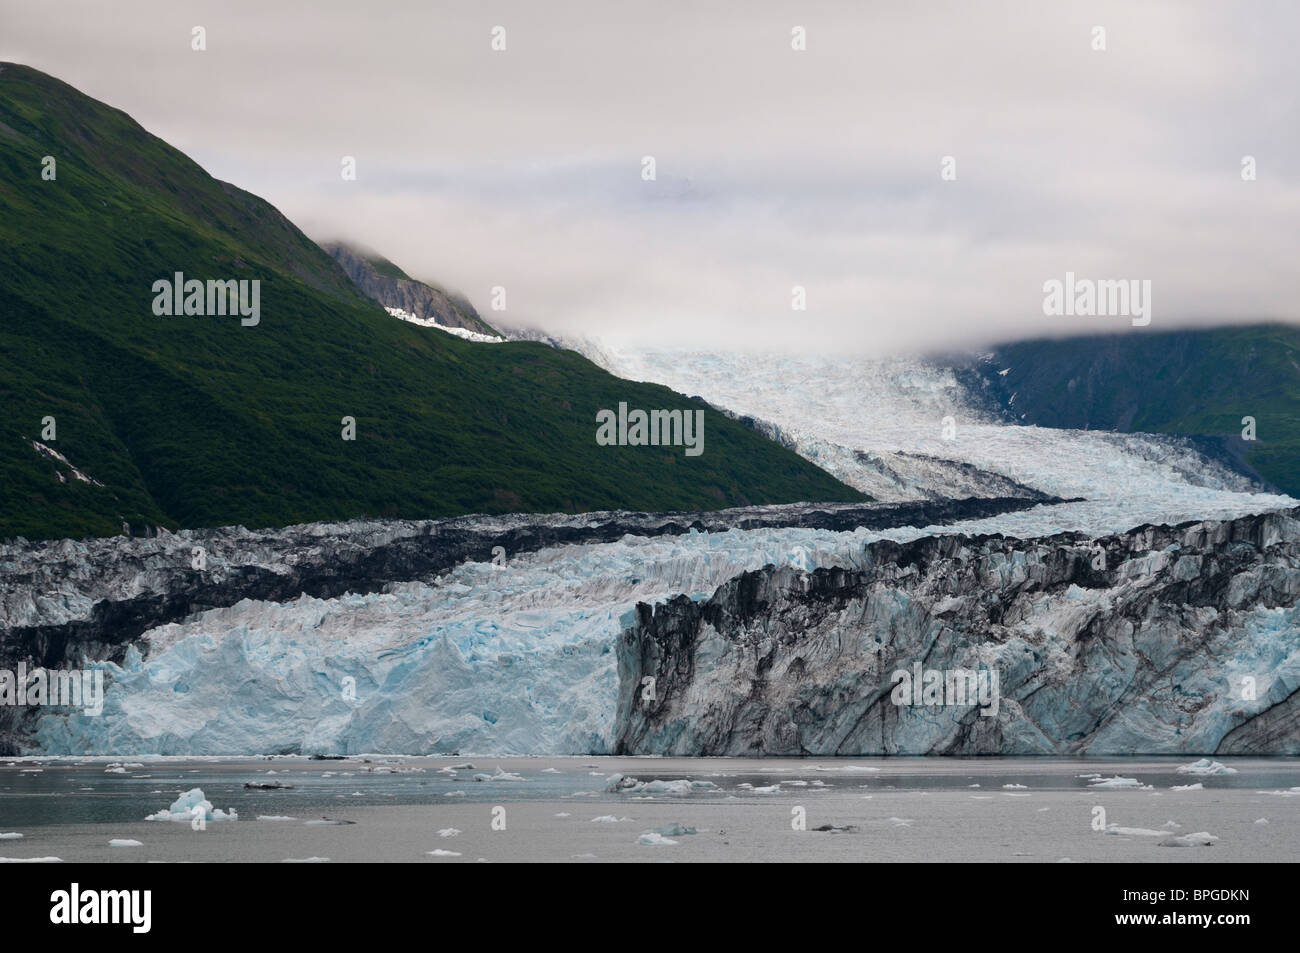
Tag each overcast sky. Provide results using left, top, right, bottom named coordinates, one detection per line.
left=4, top=1, right=1298, bottom=355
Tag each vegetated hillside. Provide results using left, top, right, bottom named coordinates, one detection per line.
left=976, top=324, right=1300, bottom=495
left=0, top=63, right=865, bottom=540
left=320, top=241, right=498, bottom=336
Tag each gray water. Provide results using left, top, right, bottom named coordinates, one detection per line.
left=2, top=755, right=1296, bottom=862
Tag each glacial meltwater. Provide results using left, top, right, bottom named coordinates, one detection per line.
left=1, top=755, right=1295, bottom=862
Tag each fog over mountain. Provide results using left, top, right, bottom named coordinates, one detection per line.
left=3, top=0, right=1297, bottom=355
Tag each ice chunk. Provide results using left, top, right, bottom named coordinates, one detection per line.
left=1159, top=832, right=1218, bottom=847
left=109, top=839, right=143, bottom=847
left=1176, top=759, right=1237, bottom=775
left=144, top=788, right=237, bottom=822
left=637, top=832, right=678, bottom=846
left=1087, top=776, right=1152, bottom=790
left=605, top=774, right=718, bottom=796
left=0, top=856, right=62, bottom=863
left=472, top=768, right=526, bottom=782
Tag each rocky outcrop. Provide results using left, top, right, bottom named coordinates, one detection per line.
left=321, top=241, right=498, bottom=335
left=615, top=508, right=1300, bottom=756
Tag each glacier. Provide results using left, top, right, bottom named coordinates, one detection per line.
left=24, top=522, right=954, bottom=754
left=20, top=506, right=1300, bottom=756
left=572, top=345, right=1292, bottom=530
left=4, top=344, right=1297, bottom=756
left=615, top=509, right=1300, bottom=756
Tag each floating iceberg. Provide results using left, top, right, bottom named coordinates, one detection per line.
left=606, top=775, right=718, bottom=796
left=1087, top=777, right=1151, bottom=790
left=1176, top=759, right=1238, bottom=775
left=1159, top=832, right=1218, bottom=847
left=637, top=832, right=678, bottom=846
left=144, top=788, right=236, bottom=822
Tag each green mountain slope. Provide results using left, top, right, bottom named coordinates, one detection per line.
left=0, top=63, right=865, bottom=540
left=976, top=324, right=1300, bottom=495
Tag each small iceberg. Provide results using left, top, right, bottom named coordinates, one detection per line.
left=1176, top=759, right=1237, bottom=776
left=606, top=774, right=718, bottom=796
left=637, top=832, right=678, bottom=846
left=1104, top=825, right=1165, bottom=837
left=144, top=788, right=237, bottom=823
left=0, top=856, right=62, bottom=863
left=1087, top=776, right=1152, bottom=790
left=1159, top=832, right=1218, bottom=847
left=472, top=768, right=526, bottom=782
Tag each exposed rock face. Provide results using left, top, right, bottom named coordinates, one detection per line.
left=615, top=509, right=1300, bottom=756
left=321, top=241, right=497, bottom=335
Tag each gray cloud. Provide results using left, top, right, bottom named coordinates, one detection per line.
left=4, top=0, right=1298, bottom=354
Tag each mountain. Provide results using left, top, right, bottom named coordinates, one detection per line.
left=970, top=324, right=1300, bottom=495
left=320, top=241, right=499, bottom=337
left=0, top=63, right=865, bottom=540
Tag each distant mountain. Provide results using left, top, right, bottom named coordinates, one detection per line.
left=0, top=63, right=865, bottom=540
left=971, top=324, right=1300, bottom=495
left=320, top=241, right=499, bottom=337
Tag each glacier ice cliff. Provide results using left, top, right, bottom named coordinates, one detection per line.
left=0, top=498, right=1046, bottom=755
left=6, top=505, right=1297, bottom=757
left=616, top=509, right=1300, bottom=756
